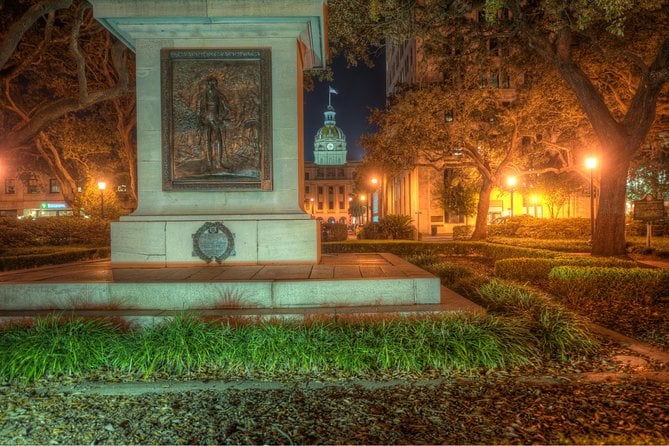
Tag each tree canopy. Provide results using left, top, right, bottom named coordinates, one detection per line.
left=0, top=0, right=135, bottom=213
left=329, top=0, right=669, bottom=255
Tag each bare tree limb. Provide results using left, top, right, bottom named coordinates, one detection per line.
left=0, top=0, right=72, bottom=70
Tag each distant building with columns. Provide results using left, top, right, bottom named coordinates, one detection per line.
left=304, top=91, right=361, bottom=224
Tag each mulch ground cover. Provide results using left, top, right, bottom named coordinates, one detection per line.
left=1, top=374, right=667, bottom=444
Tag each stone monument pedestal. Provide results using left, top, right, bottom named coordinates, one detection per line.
left=90, top=0, right=326, bottom=267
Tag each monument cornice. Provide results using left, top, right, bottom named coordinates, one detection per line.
left=90, top=0, right=326, bottom=69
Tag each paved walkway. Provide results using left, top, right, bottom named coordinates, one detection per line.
left=0, top=254, right=484, bottom=318
left=0, top=253, right=434, bottom=283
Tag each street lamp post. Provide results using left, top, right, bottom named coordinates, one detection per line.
left=506, top=176, right=517, bottom=217
left=370, top=177, right=379, bottom=222
left=98, top=181, right=107, bottom=219
left=310, top=197, right=315, bottom=218
left=585, top=157, right=597, bottom=240
left=361, top=195, right=367, bottom=224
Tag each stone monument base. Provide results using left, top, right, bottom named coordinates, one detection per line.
left=111, top=214, right=320, bottom=267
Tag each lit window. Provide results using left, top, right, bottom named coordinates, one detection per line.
left=49, top=179, right=60, bottom=193
left=5, top=179, right=16, bottom=194
left=27, top=177, right=39, bottom=194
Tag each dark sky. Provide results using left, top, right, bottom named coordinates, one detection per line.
left=303, top=54, right=386, bottom=162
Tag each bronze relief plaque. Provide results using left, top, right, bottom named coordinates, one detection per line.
left=161, top=48, right=272, bottom=190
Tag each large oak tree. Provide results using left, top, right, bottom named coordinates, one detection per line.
left=0, top=0, right=134, bottom=212
left=329, top=0, right=669, bottom=255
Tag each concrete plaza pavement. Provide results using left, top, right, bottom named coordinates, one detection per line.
left=0, top=253, right=484, bottom=320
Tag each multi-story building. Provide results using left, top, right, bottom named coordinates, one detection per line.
left=0, top=169, right=71, bottom=218
left=304, top=96, right=361, bottom=224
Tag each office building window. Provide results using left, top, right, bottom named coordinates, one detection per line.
left=5, top=179, right=16, bottom=194
left=49, top=179, right=60, bottom=193
left=339, top=186, right=344, bottom=195
left=27, top=177, right=39, bottom=194
left=318, top=186, right=323, bottom=195
left=318, top=202, right=323, bottom=210
left=305, top=186, right=310, bottom=194
left=328, top=201, right=334, bottom=210
left=339, top=201, right=345, bottom=210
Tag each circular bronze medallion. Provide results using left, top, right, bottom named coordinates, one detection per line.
left=192, top=222, right=235, bottom=263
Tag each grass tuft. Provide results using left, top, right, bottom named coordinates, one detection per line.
left=477, top=280, right=598, bottom=360
left=0, top=315, right=121, bottom=382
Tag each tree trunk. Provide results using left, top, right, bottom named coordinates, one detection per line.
left=35, top=132, right=81, bottom=215
left=591, top=153, right=631, bottom=257
left=470, top=178, right=494, bottom=240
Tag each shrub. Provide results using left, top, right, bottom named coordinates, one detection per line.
left=321, top=223, right=348, bottom=242
left=494, top=257, right=638, bottom=282
left=477, top=280, right=598, bottom=360
left=488, top=217, right=590, bottom=239
left=453, top=225, right=473, bottom=240
left=548, top=266, right=669, bottom=305
left=358, top=222, right=386, bottom=240
left=379, top=214, right=414, bottom=239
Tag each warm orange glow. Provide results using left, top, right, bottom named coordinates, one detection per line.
left=585, top=157, right=597, bottom=170
left=371, top=178, right=378, bottom=185
left=98, top=181, right=107, bottom=191
left=361, top=195, right=366, bottom=201
left=506, top=176, right=517, bottom=188
left=531, top=196, right=538, bottom=204
left=310, top=197, right=314, bottom=202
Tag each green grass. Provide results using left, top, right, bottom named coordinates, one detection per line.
left=0, top=316, right=124, bottom=382
left=0, top=313, right=542, bottom=382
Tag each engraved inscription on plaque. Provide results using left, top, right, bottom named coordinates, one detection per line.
left=192, top=222, right=236, bottom=263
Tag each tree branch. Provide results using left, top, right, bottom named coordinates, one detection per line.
left=0, top=0, right=72, bottom=71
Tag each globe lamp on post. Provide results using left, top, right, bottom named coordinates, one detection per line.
left=309, top=197, right=315, bottom=218
left=585, top=157, right=597, bottom=240
left=506, top=176, right=517, bottom=217
left=98, top=181, right=107, bottom=219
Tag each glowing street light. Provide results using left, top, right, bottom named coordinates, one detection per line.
left=309, top=197, right=315, bottom=217
left=98, top=181, right=107, bottom=219
left=585, top=157, right=598, bottom=240
left=506, top=176, right=517, bottom=217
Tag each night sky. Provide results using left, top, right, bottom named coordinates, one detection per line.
left=303, top=54, right=386, bottom=162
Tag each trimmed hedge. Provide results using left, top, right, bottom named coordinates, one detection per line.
left=488, top=237, right=592, bottom=253
left=494, top=257, right=638, bottom=282
left=548, top=266, right=669, bottom=305
left=323, top=240, right=559, bottom=261
left=0, top=217, right=110, bottom=249
left=488, top=217, right=590, bottom=239
left=0, top=247, right=110, bottom=271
